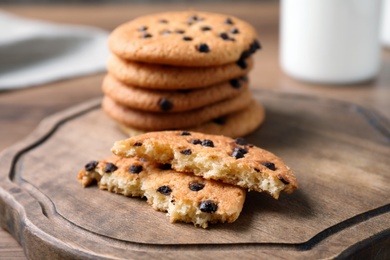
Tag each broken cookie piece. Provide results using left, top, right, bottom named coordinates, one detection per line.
left=78, top=156, right=245, bottom=228
left=111, top=131, right=298, bottom=199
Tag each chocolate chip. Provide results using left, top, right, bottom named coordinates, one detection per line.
left=278, top=175, right=290, bottom=185
left=235, top=137, right=248, bottom=145
left=236, top=59, right=247, bottom=69
left=231, top=148, right=245, bottom=159
left=230, top=79, right=241, bottom=89
left=201, top=139, right=214, bottom=147
left=104, top=163, right=118, bottom=173
left=159, top=98, right=173, bottom=111
left=158, top=19, right=168, bottom=23
left=254, top=168, right=260, bottom=172
left=161, top=30, right=172, bottom=35
left=189, top=182, right=205, bottom=191
left=219, top=33, right=230, bottom=40
left=212, top=117, right=225, bottom=125
left=201, top=26, right=212, bottom=31
left=157, top=185, right=172, bottom=195
left=240, top=50, right=252, bottom=60
left=183, top=36, right=193, bottom=41
left=235, top=147, right=248, bottom=154
left=250, top=39, right=261, bottom=53
left=175, top=29, right=185, bottom=34
left=197, top=43, right=210, bottom=53
left=85, top=160, right=98, bottom=171
left=134, top=142, right=142, bottom=146
left=138, top=26, right=148, bottom=31
left=180, top=149, right=192, bottom=155
left=224, top=17, right=234, bottom=25
left=199, top=200, right=218, bottom=213
left=161, top=163, right=172, bottom=170
left=142, top=33, right=152, bottom=38
left=190, top=139, right=202, bottom=145
left=262, top=162, right=276, bottom=171
left=129, top=165, right=143, bottom=174
left=180, top=131, right=191, bottom=136
left=230, top=28, right=239, bottom=34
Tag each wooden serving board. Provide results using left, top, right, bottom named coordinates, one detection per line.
left=0, top=90, right=389, bottom=259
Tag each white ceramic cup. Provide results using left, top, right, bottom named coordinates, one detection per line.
left=382, top=0, right=390, bottom=48
left=280, top=0, right=382, bottom=84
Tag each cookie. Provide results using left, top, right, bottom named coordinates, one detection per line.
left=102, top=74, right=249, bottom=113
left=107, top=55, right=253, bottom=89
left=112, top=131, right=298, bottom=199
left=78, top=156, right=246, bottom=228
left=117, top=99, right=265, bottom=138
left=102, top=89, right=252, bottom=130
left=108, top=11, right=260, bottom=67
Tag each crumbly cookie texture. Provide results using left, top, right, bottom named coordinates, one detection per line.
left=102, top=74, right=249, bottom=113
left=112, top=131, right=297, bottom=199
left=102, top=89, right=252, bottom=131
left=107, top=55, right=253, bottom=89
left=78, top=156, right=245, bottom=228
left=108, top=11, right=260, bottom=67
left=118, top=99, right=265, bottom=138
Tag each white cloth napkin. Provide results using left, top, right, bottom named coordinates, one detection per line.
left=0, top=11, right=109, bottom=90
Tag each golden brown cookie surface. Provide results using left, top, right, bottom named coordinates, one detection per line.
left=78, top=156, right=245, bottom=228
left=108, top=11, right=260, bottom=66
left=112, top=131, right=298, bottom=198
left=107, top=55, right=253, bottom=89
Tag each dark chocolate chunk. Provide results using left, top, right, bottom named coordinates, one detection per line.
left=201, top=139, right=214, bottom=147
left=189, top=182, right=205, bottom=191
left=278, top=175, right=290, bottom=185
left=134, top=142, right=142, bottom=146
left=197, top=43, right=210, bottom=53
left=254, top=168, right=260, bottom=172
left=161, top=30, right=172, bottom=35
left=180, top=149, right=192, bottom=155
left=190, top=139, right=202, bottom=145
left=138, top=26, right=148, bottom=31
left=142, top=33, right=152, bottom=38
left=159, top=98, right=173, bottom=111
left=85, top=160, right=98, bottom=171
left=250, top=39, right=261, bottom=53
left=201, top=26, right=212, bottom=31
left=224, top=17, right=234, bottom=25
left=199, top=200, right=218, bottom=213
left=175, top=29, right=185, bottom=34
left=262, top=162, right=276, bottom=171
left=229, top=79, right=241, bottom=89
left=235, top=137, right=248, bottom=145
left=158, top=19, right=168, bottom=24
left=212, top=117, right=225, bottom=125
left=183, top=36, right=193, bottom=41
left=235, top=147, right=248, bottom=154
left=240, top=50, right=252, bottom=60
left=161, top=163, right=172, bottom=170
left=230, top=28, right=239, bottom=34
left=236, top=59, right=247, bottom=69
left=231, top=148, right=245, bottom=159
left=157, top=185, right=172, bottom=195
left=129, top=165, right=143, bottom=174
left=104, top=163, right=118, bottom=173
left=180, top=131, right=191, bottom=136
left=219, top=32, right=230, bottom=40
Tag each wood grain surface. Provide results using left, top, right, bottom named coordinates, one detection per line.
left=0, top=90, right=389, bottom=259
left=0, top=2, right=389, bottom=259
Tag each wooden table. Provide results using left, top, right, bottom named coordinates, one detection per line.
left=0, top=3, right=389, bottom=259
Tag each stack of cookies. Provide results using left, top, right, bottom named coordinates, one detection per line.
left=78, top=131, right=298, bottom=228
left=102, top=11, right=264, bottom=138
